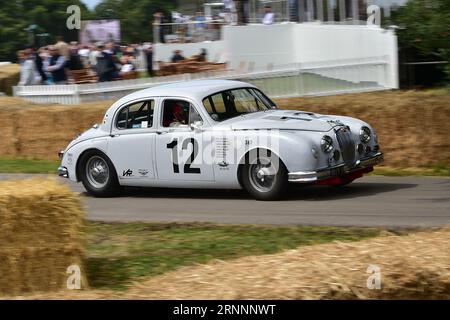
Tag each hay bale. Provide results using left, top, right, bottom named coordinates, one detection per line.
left=15, top=104, right=108, bottom=160
left=5, top=228, right=450, bottom=300
left=0, top=178, right=86, bottom=296
left=125, top=228, right=450, bottom=299
left=0, top=97, right=110, bottom=160
left=0, top=90, right=450, bottom=167
left=0, top=64, right=20, bottom=96
left=275, top=90, right=450, bottom=167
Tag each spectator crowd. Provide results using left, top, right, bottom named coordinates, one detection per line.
left=153, top=3, right=276, bottom=44
left=17, top=2, right=279, bottom=86
left=17, top=38, right=154, bottom=86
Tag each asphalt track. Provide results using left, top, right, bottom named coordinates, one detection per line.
left=1, top=174, right=449, bottom=227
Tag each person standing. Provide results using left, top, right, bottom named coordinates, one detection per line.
left=194, top=11, right=206, bottom=41
left=144, top=43, right=154, bottom=77
left=45, top=45, right=67, bottom=84
left=105, top=41, right=116, bottom=55
left=262, top=5, right=275, bottom=25
left=153, top=12, right=167, bottom=43
left=224, top=0, right=237, bottom=25
left=27, top=45, right=47, bottom=83
left=40, top=47, right=53, bottom=84
left=78, top=45, right=91, bottom=67
left=95, top=43, right=117, bottom=82
left=67, top=43, right=83, bottom=70
left=89, top=44, right=100, bottom=69
left=55, top=36, right=70, bottom=59
left=18, top=49, right=42, bottom=86
left=235, top=0, right=248, bottom=25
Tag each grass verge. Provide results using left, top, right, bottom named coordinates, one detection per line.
left=372, top=165, right=450, bottom=177
left=1, top=158, right=449, bottom=177
left=85, top=222, right=381, bottom=290
left=0, top=157, right=60, bottom=174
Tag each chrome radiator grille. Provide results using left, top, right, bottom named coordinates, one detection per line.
left=335, top=126, right=356, bottom=166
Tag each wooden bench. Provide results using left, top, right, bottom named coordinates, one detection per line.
left=115, top=71, right=138, bottom=81
left=67, top=68, right=98, bottom=84
left=157, top=60, right=227, bottom=76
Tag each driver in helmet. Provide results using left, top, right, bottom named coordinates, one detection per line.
left=167, top=102, right=188, bottom=127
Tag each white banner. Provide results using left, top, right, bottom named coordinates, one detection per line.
left=79, top=19, right=121, bottom=44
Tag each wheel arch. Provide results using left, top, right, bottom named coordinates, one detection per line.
left=236, top=147, right=287, bottom=188
left=75, top=148, right=116, bottom=182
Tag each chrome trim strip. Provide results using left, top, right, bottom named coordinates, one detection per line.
left=57, top=166, right=69, bottom=178
left=289, top=152, right=383, bottom=183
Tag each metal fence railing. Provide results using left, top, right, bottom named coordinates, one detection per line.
left=154, top=20, right=227, bottom=44
left=151, top=1, right=406, bottom=44
left=13, top=56, right=391, bottom=105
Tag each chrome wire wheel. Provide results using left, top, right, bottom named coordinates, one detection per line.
left=85, top=156, right=110, bottom=189
left=248, top=157, right=278, bottom=193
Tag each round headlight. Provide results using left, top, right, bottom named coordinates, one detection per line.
left=321, top=135, right=334, bottom=153
left=360, top=126, right=371, bottom=143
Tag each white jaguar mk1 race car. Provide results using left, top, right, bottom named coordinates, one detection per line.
left=58, top=80, right=383, bottom=200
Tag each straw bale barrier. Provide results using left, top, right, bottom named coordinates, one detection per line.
left=0, top=97, right=109, bottom=159
left=0, top=64, right=20, bottom=96
left=0, top=90, right=449, bottom=167
left=276, top=90, right=450, bottom=167
left=0, top=178, right=86, bottom=296
left=124, top=228, right=450, bottom=299
left=9, top=228, right=450, bottom=299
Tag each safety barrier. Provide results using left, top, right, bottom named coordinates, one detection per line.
left=13, top=56, right=390, bottom=105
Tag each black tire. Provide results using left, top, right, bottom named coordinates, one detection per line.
left=241, top=149, right=288, bottom=201
left=78, top=150, right=121, bottom=197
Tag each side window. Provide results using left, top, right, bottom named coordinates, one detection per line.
left=189, top=105, right=203, bottom=124
left=162, top=99, right=202, bottom=128
left=116, top=100, right=154, bottom=129
left=232, top=89, right=259, bottom=112
left=116, top=107, right=128, bottom=129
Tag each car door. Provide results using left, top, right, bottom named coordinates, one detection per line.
left=107, top=99, right=157, bottom=184
left=155, top=98, right=214, bottom=181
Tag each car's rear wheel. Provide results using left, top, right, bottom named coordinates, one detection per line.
left=241, top=150, right=288, bottom=201
left=79, top=150, right=121, bottom=197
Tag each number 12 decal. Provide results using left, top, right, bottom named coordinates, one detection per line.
left=166, top=138, right=201, bottom=174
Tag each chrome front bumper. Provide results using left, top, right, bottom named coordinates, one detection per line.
left=288, top=152, right=383, bottom=183
left=58, top=166, right=69, bottom=178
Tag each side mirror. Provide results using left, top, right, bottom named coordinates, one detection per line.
left=190, top=120, right=203, bottom=132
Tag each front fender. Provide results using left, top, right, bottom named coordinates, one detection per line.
left=277, top=131, right=326, bottom=172
left=235, top=130, right=324, bottom=173
left=60, top=137, right=109, bottom=182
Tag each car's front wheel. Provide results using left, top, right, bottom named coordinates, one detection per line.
left=79, top=150, right=121, bottom=197
left=241, top=150, right=288, bottom=201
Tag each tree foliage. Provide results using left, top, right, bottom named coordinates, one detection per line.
left=0, top=0, right=175, bottom=62
left=94, top=0, right=176, bottom=44
left=391, top=0, right=450, bottom=76
left=0, top=0, right=92, bottom=61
